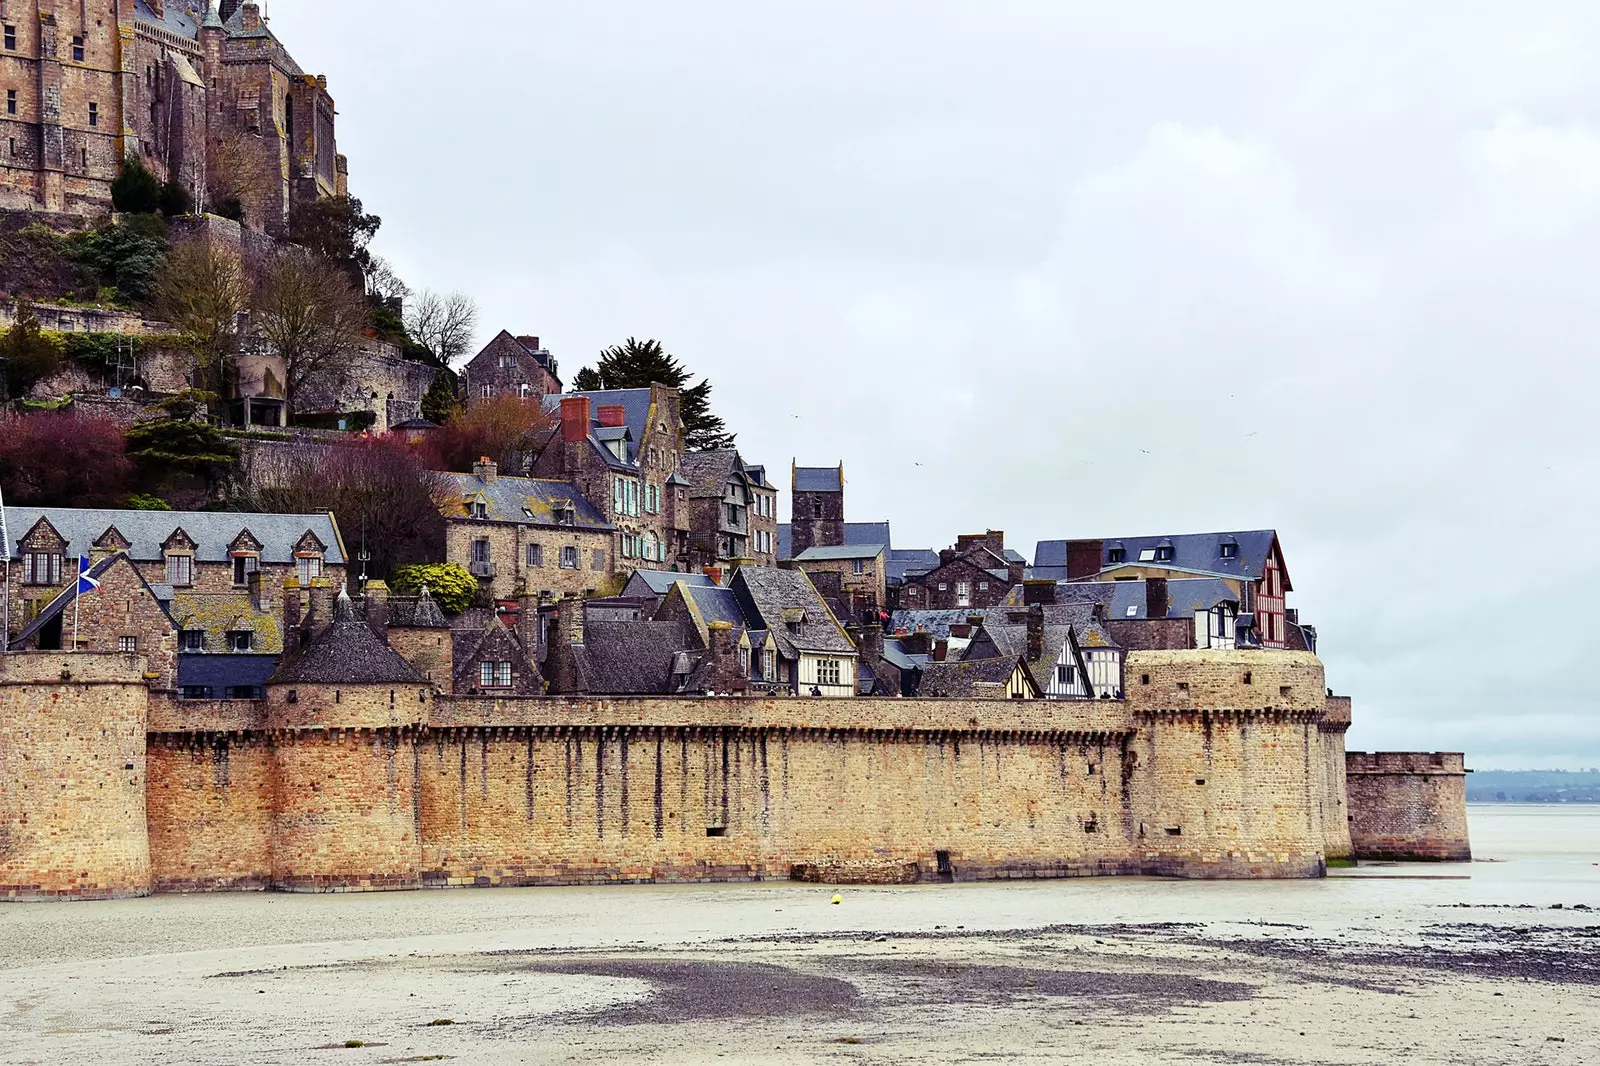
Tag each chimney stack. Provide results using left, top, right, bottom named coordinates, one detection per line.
left=544, top=594, right=584, bottom=694
left=281, top=576, right=302, bottom=639
left=1022, top=579, right=1058, bottom=606
left=560, top=396, right=591, bottom=444
left=932, top=638, right=948, bottom=662
left=365, top=579, right=390, bottom=635
left=306, top=579, right=334, bottom=640
left=704, top=565, right=723, bottom=586
left=473, top=456, right=498, bottom=484
left=1066, top=539, right=1104, bottom=581
left=516, top=335, right=541, bottom=351
left=597, top=405, right=626, bottom=428
left=249, top=568, right=272, bottom=612
left=241, top=2, right=261, bottom=31
left=1026, top=604, right=1044, bottom=663
left=706, top=621, right=749, bottom=695
left=1145, top=577, right=1169, bottom=620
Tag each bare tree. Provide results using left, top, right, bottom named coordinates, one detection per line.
left=404, top=290, right=478, bottom=367
left=154, top=241, right=248, bottom=416
left=249, top=437, right=448, bottom=580
left=252, top=249, right=370, bottom=418
left=366, top=257, right=411, bottom=306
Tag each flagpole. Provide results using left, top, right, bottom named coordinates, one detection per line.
left=0, top=480, right=9, bottom=656
left=73, top=558, right=81, bottom=653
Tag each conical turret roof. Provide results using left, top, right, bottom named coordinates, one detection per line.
left=271, top=587, right=422, bottom=685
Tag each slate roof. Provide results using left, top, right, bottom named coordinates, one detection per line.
left=270, top=589, right=421, bottom=685
left=134, top=0, right=201, bottom=38
left=916, top=657, right=1027, bottom=698
left=4, top=506, right=346, bottom=565
left=575, top=620, right=699, bottom=695
left=389, top=585, right=448, bottom=628
left=777, top=521, right=896, bottom=563
left=436, top=472, right=612, bottom=530
left=1033, top=530, right=1284, bottom=586
left=793, top=466, right=842, bottom=492
left=178, top=654, right=278, bottom=692
left=730, top=567, right=855, bottom=658
left=541, top=388, right=658, bottom=465
left=170, top=592, right=283, bottom=654
left=623, top=569, right=716, bottom=597
left=389, top=418, right=440, bottom=431
left=888, top=548, right=939, bottom=584
left=681, top=449, right=743, bottom=498
left=881, top=638, right=927, bottom=673
left=1054, top=578, right=1237, bottom=621
left=793, top=544, right=886, bottom=562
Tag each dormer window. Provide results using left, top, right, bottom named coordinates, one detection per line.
left=232, top=554, right=259, bottom=585
left=1220, top=542, right=1238, bottom=558
left=181, top=629, right=205, bottom=652
left=470, top=501, right=488, bottom=519
left=22, top=552, right=64, bottom=585
left=522, top=507, right=535, bottom=519
left=1107, top=548, right=1126, bottom=564
left=227, top=631, right=253, bottom=652
left=295, top=555, right=323, bottom=585
left=165, top=553, right=194, bottom=586
left=1156, top=546, right=1174, bottom=562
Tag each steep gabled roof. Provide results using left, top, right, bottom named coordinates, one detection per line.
left=6, top=553, right=172, bottom=651
left=680, top=449, right=744, bottom=499
left=794, top=544, right=886, bottom=562
left=730, top=566, right=855, bottom=658
left=270, top=589, right=421, bottom=685
left=576, top=620, right=699, bottom=694
left=916, top=657, right=1037, bottom=698
left=436, top=472, right=613, bottom=530
left=3, top=506, right=346, bottom=565
left=623, top=569, right=716, bottom=596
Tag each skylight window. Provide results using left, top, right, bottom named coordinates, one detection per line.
left=1125, top=605, right=1139, bottom=617
left=1138, top=548, right=1157, bottom=562
left=522, top=507, right=535, bottom=519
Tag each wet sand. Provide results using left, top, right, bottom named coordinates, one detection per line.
left=0, top=806, right=1596, bottom=1064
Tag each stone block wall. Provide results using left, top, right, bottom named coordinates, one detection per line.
left=147, top=733, right=273, bottom=891
left=0, top=653, right=151, bottom=899
left=1345, top=751, right=1470, bottom=861
left=1318, top=697, right=1353, bottom=861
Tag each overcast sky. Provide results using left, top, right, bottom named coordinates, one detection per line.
left=270, top=2, right=1599, bottom=768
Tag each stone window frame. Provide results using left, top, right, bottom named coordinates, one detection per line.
left=762, top=649, right=775, bottom=681
left=22, top=551, right=64, bottom=586
left=526, top=543, right=543, bottom=568
left=71, top=35, right=84, bottom=61
left=227, top=630, right=253, bottom=652
left=87, top=101, right=98, bottom=127
left=559, top=546, right=579, bottom=570
left=3, top=25, right=15, bottom=51
left=119, top=635, right=138, bottom=654
left=165, top=552, right=195, bottom=587
left=295, top=554, right=323, bottom=585
left=232, top=553, right=260, bottom=586
left=591, top=548, right=605, bottom=571
left=5, top=89, right=15, bottom=115
left=478, top=660, right=512, bottom=688
left=180, top=629, right=205, bottom=652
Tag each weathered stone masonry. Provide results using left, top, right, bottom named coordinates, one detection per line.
left=1345, top=750, right=1470, bottom=861
left=1, top=649, right=1467, bottom=899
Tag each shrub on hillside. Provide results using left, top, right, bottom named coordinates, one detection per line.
left=67, top=215, right=169, bottom=305
left=1, top=302, right=66, bottom=399
left=110, top=155, right=162, bottom=215
left=0, top=410, right=133, bottom=507
left=391, top=563, right=476, bottom=615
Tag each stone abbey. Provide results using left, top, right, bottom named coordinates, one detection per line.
left=0, top=615, right=1469, bottom=899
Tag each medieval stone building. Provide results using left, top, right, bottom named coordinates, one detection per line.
left=0, top=0, right=343, bottom=230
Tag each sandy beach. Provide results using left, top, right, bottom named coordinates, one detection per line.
left=1, top=806, right=1595, bottom=1065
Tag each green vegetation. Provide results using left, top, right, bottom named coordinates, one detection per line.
left=126, top=493, right=172, bottom=511
left=110, top=155, right=163, bottom=215
left=391, top=563, right=476, bottom=615
left=67, top=214, right=170, bottom=305
left=0, top=302, right=65, bottom=399
left=419, top=370, right=460, bottom=425
left=58, top=331, right=144, bottom=378
left=573, top=337, right=735, bottom=449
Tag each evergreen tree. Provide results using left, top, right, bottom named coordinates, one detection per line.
left=110, top=155, right=162, bottom=215
left=0, top=302, right=65, bottom=399
left=573, top=338, right=735, bottom=449
left=420, top=368, right=460, bottom=425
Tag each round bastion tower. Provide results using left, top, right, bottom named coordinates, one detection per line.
left=265, top=589, right=431, bottom=891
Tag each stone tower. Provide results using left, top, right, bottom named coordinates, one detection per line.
left=789, top=461, right=844, bottom=558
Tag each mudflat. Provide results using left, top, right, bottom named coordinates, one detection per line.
left=0, top=806, right=1595, bottom=1065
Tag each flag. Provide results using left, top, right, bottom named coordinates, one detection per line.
left=76, top=556, right=101, bottom=595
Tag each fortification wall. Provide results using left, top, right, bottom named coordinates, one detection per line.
left=147, top=734, right=273, bottom=891
left=417, top=725, right=1137, bottom=886
left=1346, top=751, right=1470, bottom=861
left=270, top=729, right=423, bottom=891
left=0, top=654, right=152, bottom=899
left=1318, top=697, right=1353, bottom=861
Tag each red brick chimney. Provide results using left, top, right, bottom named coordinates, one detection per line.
left=705, top=621, right=749, bottom=695
left=704, top=565, right=723, bottom=586
left=597, top=405, right=625, bottom=428
left=517, top=335, right=541, bottom=350
left=1146, top=577, right=1169, bottom=620
left=560, top=396, right=591, bottom=443
left=1066, top=539, right=1104, bottom=580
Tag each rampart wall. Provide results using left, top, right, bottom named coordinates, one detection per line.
left=0, top=649, right=1472, bottom=900
left=1345, top=751, right=1470, bottom=861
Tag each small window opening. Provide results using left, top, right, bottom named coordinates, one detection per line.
left=705, top=825, right=727, bottom=838
left=1279, top=685, right=1291, bottom=697
left=935, top=849, right=952, bottom=875
left=1165, top=826, right=1183, bottom=837
left=1195, top=778, right=1207, bottom=786
left=1176, top=681, right=1189, bottom=692
left=1242, top=671, right=1252, bottom=685
left=1140, top=673, right=1150, bottom=685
